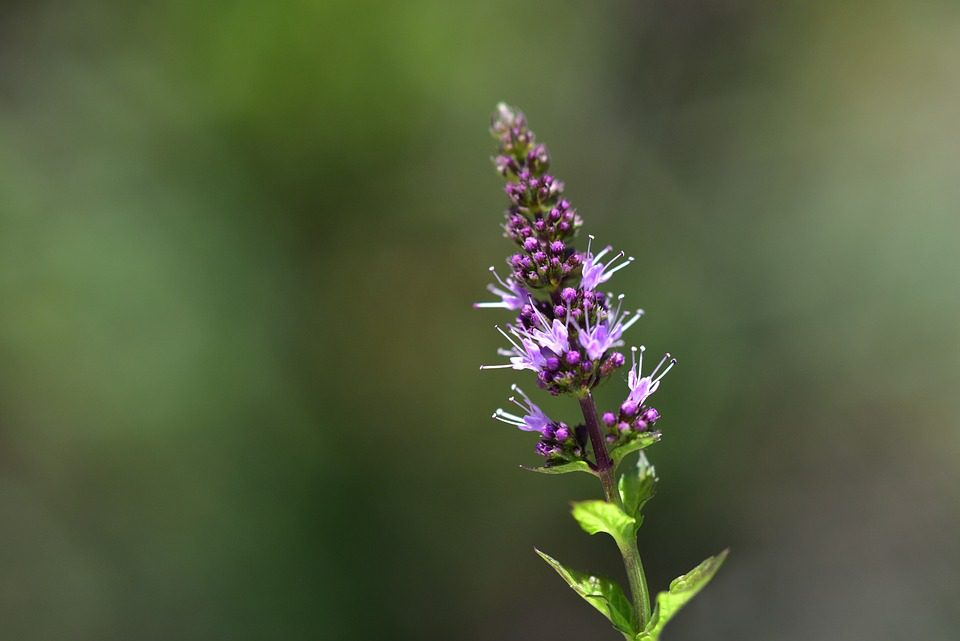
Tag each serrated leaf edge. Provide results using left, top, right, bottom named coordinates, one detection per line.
left=640, top=549, right=729, bottom=640
left=535, top=548, right=637, bottom=637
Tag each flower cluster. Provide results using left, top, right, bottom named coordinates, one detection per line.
left=478, top=103, right=675, bottom=466
left=599, top=346, right=674, bottom=447
left=492, top=385, right=585, bottom=463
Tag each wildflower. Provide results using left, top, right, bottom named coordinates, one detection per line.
left=516, top=307, right=569, bottom=355
left=474, top=266, right=530, bottom=310
left=578, top=294, right=644, bottom=360
left=625, top=346, right=676, bottom=409
left=480, top=326, right=548, bottom=372
left=581, top=235, right=634, bottom=291
left=491, top=385, right=552, bottom=433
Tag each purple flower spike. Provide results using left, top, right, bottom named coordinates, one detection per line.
left=479, top=103, right=674, bottom=421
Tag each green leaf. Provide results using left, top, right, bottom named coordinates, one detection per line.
left=610, top=432, right=661, bottom=470
left=535, top=549, right=636, bottom=638
left=638, top=549, right=729, bottom=640
left=570, top=500, right=636, bottom=545
left=520, top=460, right=596, bottom=476
left=618, top=452, right=657, bottom=529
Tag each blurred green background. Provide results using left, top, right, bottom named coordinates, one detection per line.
left=2, top=1, right=959, bottom=639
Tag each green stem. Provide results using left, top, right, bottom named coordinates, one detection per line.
left=578, top=391, right=652, bottom=631
left=617, top=528, right=651, bottom=631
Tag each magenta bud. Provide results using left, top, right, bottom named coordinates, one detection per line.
left=602, top=412, right=616, bottom=426
left=642, top=407, right=661, bottom=423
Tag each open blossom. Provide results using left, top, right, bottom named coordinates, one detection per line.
left=492, top=385, right=551, bottom=432
left=480, top=326, right=549, bottom=372
left=578, top=295, right=644, bottom=360
left=624, top=346, right=676, bottom=410
left=474, top=266, right=530, bottom=310
left=516, top=307, right=569, bottom=354
left=491, top=384, right=583, bottom=461
left=580, top=235, right=634, bottom=291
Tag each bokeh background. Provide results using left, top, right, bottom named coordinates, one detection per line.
left=2, top=1, right=959, bottom=639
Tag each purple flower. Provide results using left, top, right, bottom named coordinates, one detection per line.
left=625, top=346, right=676, bottom=407
left=474, top=266, right=530, bottom=311
left=492, top=384, right=552, bottom=433
left=481, top=327, right=549, bottom=372
left=578, top=323, right=614, bottom=361
left=511, top=306, right=569, bottom=355
left=581, top=235, right=634, bottom=291
left=578, top=295, right=644, bottom=360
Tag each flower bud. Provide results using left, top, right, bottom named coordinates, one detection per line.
left=642, top=407, right=661, bottom=423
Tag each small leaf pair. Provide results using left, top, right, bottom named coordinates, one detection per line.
left=536, top=548, right=728, bottom=640
left=570, top=453, right=657, bottom=545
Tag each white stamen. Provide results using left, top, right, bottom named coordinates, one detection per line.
left=650, top=352, right=671, bottom=378
left=492, top=408, right=526, bottom=427
left=654, top=358, right=677, bottom=383
left=489, top=266, right=513, bottom=290
left=619, top=309, right=645, bottom=334
left=611, top=294, right=625, bottom=322
left=604, top=253, right=634, bottom=277
left=632, top=345, right=646, bottom=372
left=593, top=245, right=612, bottom=261
left=495, top=325, right=523, bottom=352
